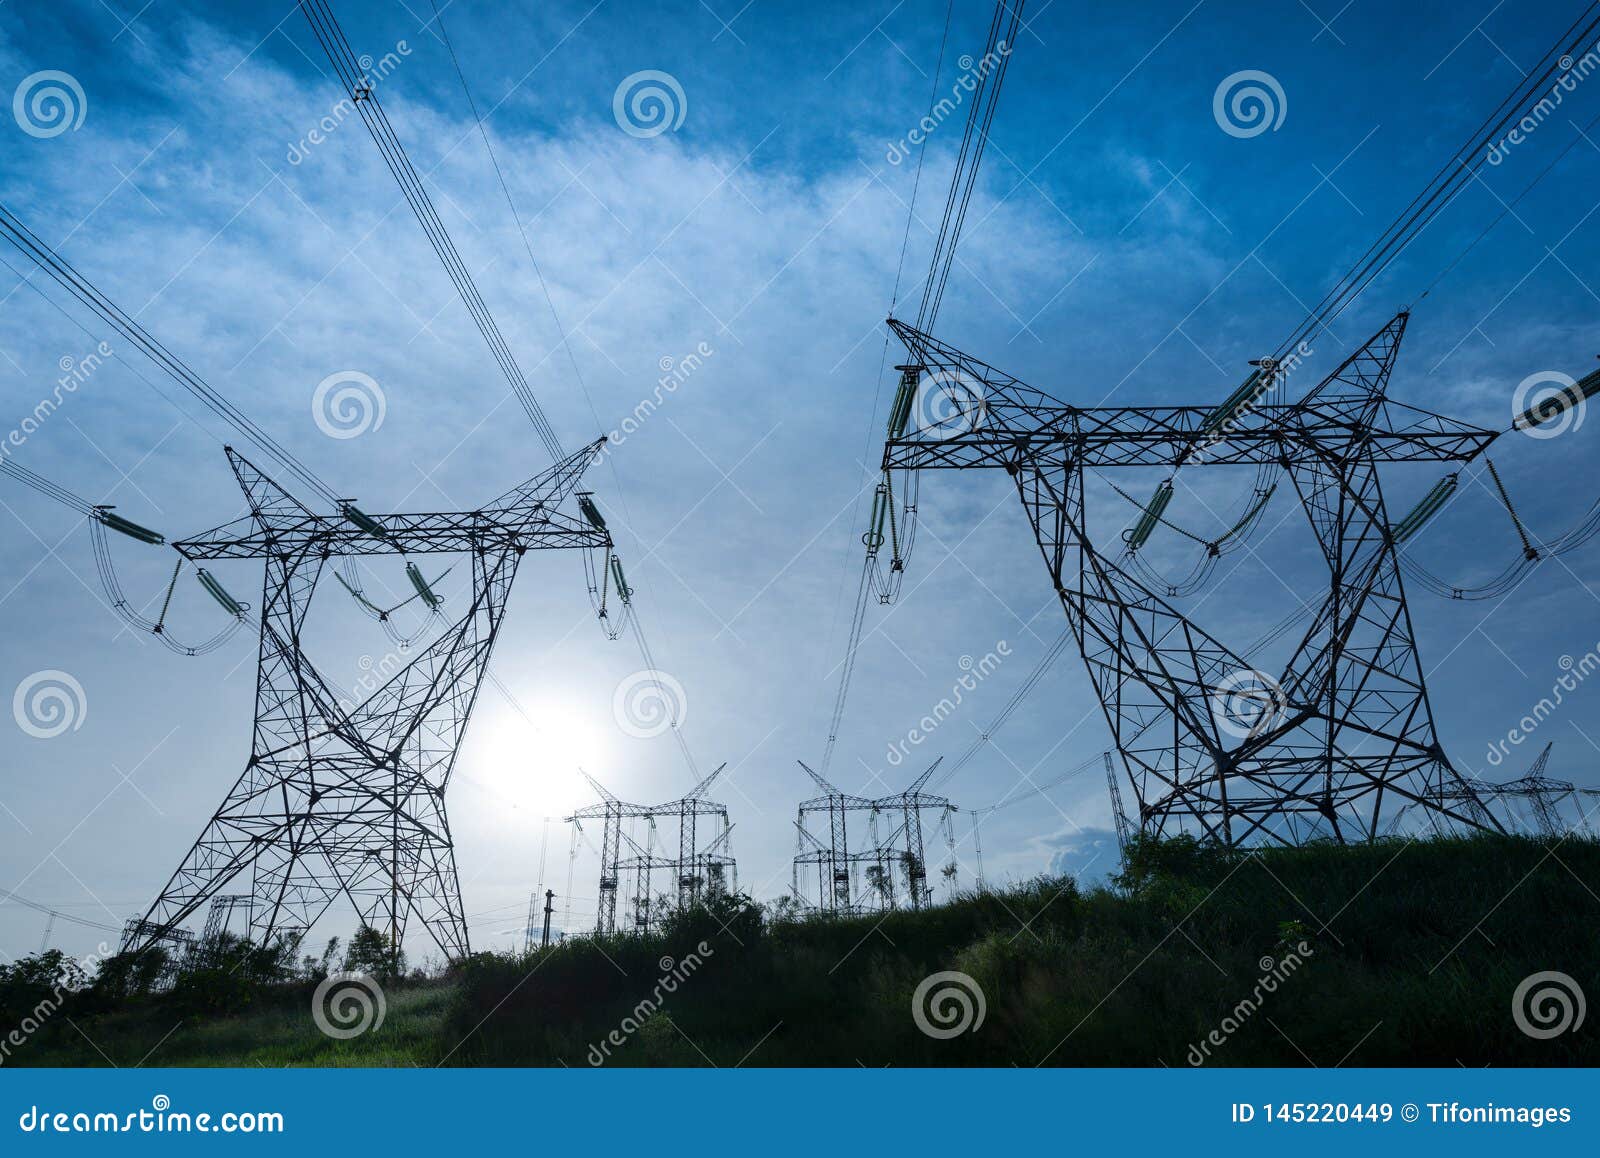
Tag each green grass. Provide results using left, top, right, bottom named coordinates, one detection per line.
left=10, top=982, right=454, bottom=1067
left=8, top=833, right=1599, bottom=1067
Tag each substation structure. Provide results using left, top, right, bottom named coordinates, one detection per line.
left=1408, top=742, right=1600, bottom=838
left=881, top=311, right=1538, bottom=848
left=120, top=440, right=610, bottom=963
left=793, top=759, right=957, bottom=914
left=568, top=766, right=737, bottom=935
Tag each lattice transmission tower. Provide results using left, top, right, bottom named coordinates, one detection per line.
left=881, top=312, right=1526, bottom=847
left=121, top=440, right=610, bottom=962
left=568, top=766, right=735, bottom=935
left=1415, top=742, right=1600, bottom=837
left=793, top=759, right=956, bottom=913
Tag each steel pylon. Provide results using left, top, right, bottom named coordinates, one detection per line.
left=884, top=313, right=1504, bottom=847
left=123, top=440, right=609, bottom=961
left=567, top=766, right=735, bottom=935
left=792, top=759, right=954, bottom=912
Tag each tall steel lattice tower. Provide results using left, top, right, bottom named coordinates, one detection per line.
left=882, top=312, right=1509, bottom=847
left=122, top=439, right=609, bottom=961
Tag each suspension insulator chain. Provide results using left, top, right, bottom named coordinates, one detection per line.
left=884, top=472, right=904, bottom=570
left=1486, top=458, right=1539, bottom=561
left=154, top=557, right=183, bottom=633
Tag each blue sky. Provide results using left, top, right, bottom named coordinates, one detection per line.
left=2, top=0, right=1599, bottom=962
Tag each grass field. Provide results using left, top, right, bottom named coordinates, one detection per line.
left=5, top=834, right=1597, bottom=1067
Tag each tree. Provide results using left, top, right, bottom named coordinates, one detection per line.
left=0, top=949, right=88, bottom=1026
left=300, top=936, right=341, bottom=981
left=343, top=925, right=405, bottom=980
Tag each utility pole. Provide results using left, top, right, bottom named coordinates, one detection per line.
left=541, top=890, right=554, bottom=949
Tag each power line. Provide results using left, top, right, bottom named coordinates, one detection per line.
left=0, top=888, right=123, bottom=936
left=318, top=0, right=705, bottom=783
left=1270, top=2, right=1600, bottom=373
left=0, top=201, right=343, bottom=507
left=821, top=0, right=1022, bottom=773
left=297, top=0, right=566, bottom=462
left=916, top=0, right=1025, bottom=332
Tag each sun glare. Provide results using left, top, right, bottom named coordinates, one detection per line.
left=463, top=692, right=614, bottom=818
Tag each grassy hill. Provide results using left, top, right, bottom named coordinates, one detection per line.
left=6, top=834, right=1597, bottom=1067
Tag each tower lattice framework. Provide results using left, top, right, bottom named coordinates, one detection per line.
left=884, top=313, right=1503, bottom=846
left=124, top=440, right=608, bottom=960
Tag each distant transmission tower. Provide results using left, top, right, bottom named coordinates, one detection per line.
left=1105, top=751, right=1134, bottom=858
left=793, top=759, right=956, bottom=913
left=122, top=441, right=609, bottom=961
left=567, top=766, right=735, bottom=935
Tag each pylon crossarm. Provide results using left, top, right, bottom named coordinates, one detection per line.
left=568, top=803, right=655, bottom=820
left=175, top=513, right=606, bottom=560
left=883, top=405, right=1497, bottom=472
left=175, top=442, right=608, bottom=560
left=883, top=318, right=1497, bottom=473
left=798, top=794, right=874, bottom=811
